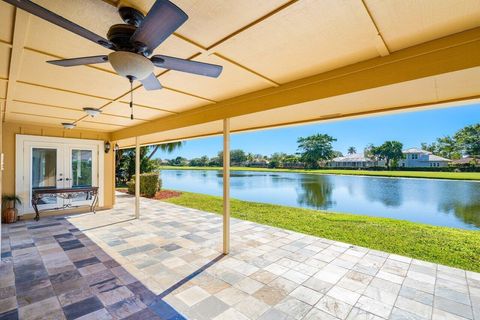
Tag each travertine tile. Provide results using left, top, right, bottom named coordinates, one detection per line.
left=355, top=295, right=393, bottom=319
left=3, top=194, right=480, bottom=320
left=316, top=295, right=353, bottom=319
left=215, top=287, right=248, bottom=306
left=174, top=285, right=210, bottom=307
left=275, top=296, right=312, bottom=319
left=395, top=296, right=432, bottom=319
left=289, top=286, right=323, bottom=305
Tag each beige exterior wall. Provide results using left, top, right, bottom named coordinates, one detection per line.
left=0, top=113, right=3, bottom=254
left=1, top=122, right=115, bottom=216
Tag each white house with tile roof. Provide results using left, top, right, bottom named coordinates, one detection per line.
left=400, top=148, right=451, bottom=168
left=329, top=149, right=451, bottom=168
left=328, top=153, right=385, bottom=168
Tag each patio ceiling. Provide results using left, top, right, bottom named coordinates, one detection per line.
left=0, top=0, right=480, bottom=144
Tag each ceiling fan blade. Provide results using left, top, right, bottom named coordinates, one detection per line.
left=130, top=0, right=188, bottom=54
left=151, top=55, right=223, bottom=78
left=2, top=0, right=114, bottom=50
left=140, top=73, right=162, bottom=91
left=47, top=55, right=108, bottom=67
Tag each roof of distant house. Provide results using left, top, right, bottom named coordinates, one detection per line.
left=331, top=153, right=370, bottom=162
left=403, top=148, right=432, bottom=154
left=451, top=157, right=479, bottom=164
left=428, top=154, right=451, bottom=162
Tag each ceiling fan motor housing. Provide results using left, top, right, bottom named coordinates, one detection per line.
left=107, top=24, right=137, bottom=52
left=118, top=6, right=144, bottom=27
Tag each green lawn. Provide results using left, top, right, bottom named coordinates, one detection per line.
left=162, top=191, right=480, bottom=272
left=158, top=166, right=480, bottom=181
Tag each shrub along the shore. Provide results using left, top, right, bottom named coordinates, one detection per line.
left=127, top=173, right=161, bottom=197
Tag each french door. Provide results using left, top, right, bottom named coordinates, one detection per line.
left=16, top=135, right=104, bottom=215
left=66, top=146, right=98, bottom=206
left=29, top=142, right=64, bottom=211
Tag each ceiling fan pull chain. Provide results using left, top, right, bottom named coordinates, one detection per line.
left=129, top=77, right=134, bottom=120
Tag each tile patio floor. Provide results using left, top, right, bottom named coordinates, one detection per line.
left=1, top=193, right=479, bottom=320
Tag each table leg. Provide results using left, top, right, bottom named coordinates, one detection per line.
left=90, top=191, right=98, bottom=214
left=31, top=197, right=40, bottom=221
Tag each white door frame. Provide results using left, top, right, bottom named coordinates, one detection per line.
left=16, top=134, right=104, bottom=215
left=23, top=141, right=65, bottom=211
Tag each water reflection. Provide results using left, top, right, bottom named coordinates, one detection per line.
left=296, top=176, right=334, bottom=209
left=363, top=177, right=403, bottom=208
left=160, top=170, right=480, bottom=230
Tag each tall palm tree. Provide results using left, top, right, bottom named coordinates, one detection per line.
left=347, top=146, right=357, bottom=154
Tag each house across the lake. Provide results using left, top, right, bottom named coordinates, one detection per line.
left=451, top=157, right=480, bottom=167
left=400, top=148, right=451, bottom=168
left=328, top=148, right=451, bottom=168
left=328, top=153, right=385, bottom=168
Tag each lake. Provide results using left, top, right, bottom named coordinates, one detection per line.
left=160, top=169, right=480, bottom=230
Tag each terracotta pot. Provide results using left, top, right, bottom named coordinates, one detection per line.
left=2, top=207, right=17, bottom=224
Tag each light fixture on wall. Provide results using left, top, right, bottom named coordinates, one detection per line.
left=104, top=141, right=111, bottom=154
left=83, top=107, right=102, bottom=117
left=62, top=122, right=76, bottom=129
left=114, top=143, right=120, bottom=152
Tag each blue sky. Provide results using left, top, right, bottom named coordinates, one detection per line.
left=155, top=104, right=480, bottom=159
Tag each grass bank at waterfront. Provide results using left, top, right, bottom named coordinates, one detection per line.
left=162, top=190, right=480, bottom=272
left=158, top=166, right=480, bottom=181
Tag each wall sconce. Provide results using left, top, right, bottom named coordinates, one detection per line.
left=114, top=143, right=120, bottom=152
left=104, top=141, right=111, bottom=153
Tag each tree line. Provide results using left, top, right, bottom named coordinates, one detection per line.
left=116, top=123, right=479, bottom=183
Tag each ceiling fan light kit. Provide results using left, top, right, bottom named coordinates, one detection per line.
left=3, top=0, right=223, bottom=122
left=108, top=51, right=153, bottom=80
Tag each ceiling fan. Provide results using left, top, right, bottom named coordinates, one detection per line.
left=3, top=0, right=223, bottom=119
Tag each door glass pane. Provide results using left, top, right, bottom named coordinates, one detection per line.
left=72, top=150, right=93, bottom=187
left=32, top=148, right=57, bottom=205
left=71, top=150, right=93, bottom=203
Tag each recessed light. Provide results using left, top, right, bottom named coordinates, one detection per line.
left=62, top=122, right=76, bottom=129
left=83, top=107, right=102, bottom=117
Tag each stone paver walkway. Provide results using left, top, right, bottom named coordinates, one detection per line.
left=1, top=193, right=479, bottom=319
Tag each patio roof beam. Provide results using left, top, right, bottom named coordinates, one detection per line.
left=4, top=9, right=30, bottom=118
left=223, top=118, right=230, bottom=254
left=112, top=26, right=480, bottom=141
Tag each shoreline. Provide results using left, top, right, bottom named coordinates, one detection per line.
left=158, top=166, right=480, bottom=181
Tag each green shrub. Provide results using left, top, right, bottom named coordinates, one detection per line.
left=126, top=173, right=161, bottom=197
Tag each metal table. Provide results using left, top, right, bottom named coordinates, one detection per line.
left=31, top=187, right=99, bottom=221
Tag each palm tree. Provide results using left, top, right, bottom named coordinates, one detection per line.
left=146, top=142, right=184, bottom=161
left=347, top=146, right=357, bottom=154
left=115, top=142, right=184, bottom=184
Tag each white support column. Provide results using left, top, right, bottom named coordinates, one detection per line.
left=135, top=137, right=140, bottom=219
left=223, top=118, right=230, bottom=254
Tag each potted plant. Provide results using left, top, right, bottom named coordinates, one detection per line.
left=2, top=195, right=22, bottom=224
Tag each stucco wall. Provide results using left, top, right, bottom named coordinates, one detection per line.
left=1, top=122, right=115, bottom=213
left=0, top=114, right=3, bottom=254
